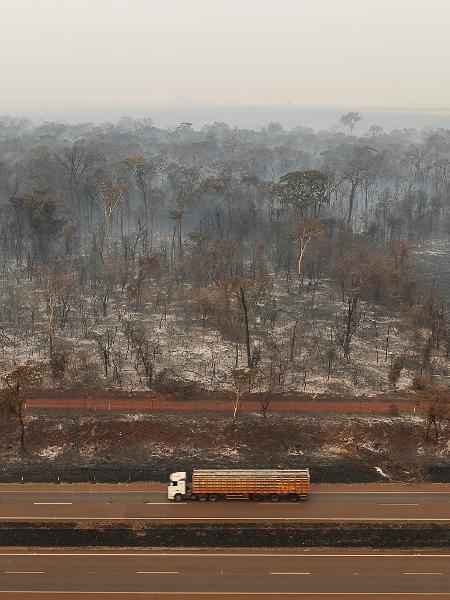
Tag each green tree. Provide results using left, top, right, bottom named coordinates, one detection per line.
left=93, top=179, right=128, bottom=254
left=123, top=155, right=157, bottom=248
left=0, top=362, right=45, bottom=453
left=274, top=170, right=329, bottom=219
left=340, top=111, right=362, bottom=135
left=10, top=190, right=65, bottom=263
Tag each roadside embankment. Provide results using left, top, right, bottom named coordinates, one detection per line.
left=2, top=412, right=449, bottom=483
left=1, top=462, right=450, bottom=484
left=0, top=521, right=448, bottom=548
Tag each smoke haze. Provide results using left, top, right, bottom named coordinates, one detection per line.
left=1, top=0, right=450, bottom=120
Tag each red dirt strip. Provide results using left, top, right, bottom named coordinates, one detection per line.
left=24, top=396, right=418, bottom=414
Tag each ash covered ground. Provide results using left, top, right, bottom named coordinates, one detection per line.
left=1, top=409, right=449, bottom=483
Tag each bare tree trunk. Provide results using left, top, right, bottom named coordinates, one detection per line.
left=297, top=238, right=310, bottom=293
left=289, top=319, right=299, bottom=361
left=385, top=325, right=391, bottom=362
left=171, top=223, right=176, bottom=269
left=178, top=217, right=182, bottom=257
left=426, top=414, right=438, bottom=442
left=260, top=393, right=269, bottom=418
left=138, top=175, right=148, bottom=252
left=232, top=395, right=239, bottom=429
left=347, top=180, right=357, bottom=226
left=238, top=287, right=252, bottom=368
left=47, top=295, right=55, bottom=357
left=18, top=403, right=26, bottom=454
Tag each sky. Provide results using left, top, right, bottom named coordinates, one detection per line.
left=1, top=0, right=450, bottom=121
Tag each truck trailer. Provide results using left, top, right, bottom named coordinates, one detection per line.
left=168, top=468, right=310, bottom=502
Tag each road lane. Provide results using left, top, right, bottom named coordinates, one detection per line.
left=0, top=551, right=449, bottom=594
left=2, top=596, right=450, bottom=600
left=2, top=595, right=450, bottom=600
left=0, top=487, right=449, bottom=521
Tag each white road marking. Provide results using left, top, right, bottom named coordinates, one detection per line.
left=271, top=572, right=311, bottom=575
left=146, top=502, right=186, bottom=505
left=378, top=503, right=419, bottom=506
left=0, top=592, right=449, bottom=596
left=0, top=552, right=448, bottom=557
left=1, top=516, right=449, bottom=521
left=4, top=571, right=44, bottom=574
left=403, top=572, right=445, bottom=575
left=136, top=571, right=178, bottom=574
left=33, top=502, right=73, bottom=505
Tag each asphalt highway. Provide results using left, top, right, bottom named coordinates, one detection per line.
left=0, top=550, right=449, bottom=596
left=0, top=484, right=449, bottom=521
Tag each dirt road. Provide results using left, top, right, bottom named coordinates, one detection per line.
left=25, top=395, right=418, bottom=414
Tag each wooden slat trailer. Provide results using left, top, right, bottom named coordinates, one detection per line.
left=168, top=468, right=310, bottom=502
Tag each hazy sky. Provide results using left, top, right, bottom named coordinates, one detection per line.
left=1, top=0, right=450, bottom=118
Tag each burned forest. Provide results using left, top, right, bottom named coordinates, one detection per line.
left=0, top=115, right=449, bottom=402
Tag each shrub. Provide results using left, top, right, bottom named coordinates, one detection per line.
left=388, top=355, right=404, bottom=389
left=389, top=403, right=400, bottom=417
left=412, top=372, right=432, bottom=390
left=50, top=340, right=72, bottom=381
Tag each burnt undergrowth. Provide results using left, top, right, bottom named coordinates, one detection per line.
left=2, top=460, right=450, bottom=484
left=1, top=412, right=449, bottom=484
left=0, top=521, right=448, bottom=548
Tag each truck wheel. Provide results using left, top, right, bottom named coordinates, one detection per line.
left=288, top=493, right=299, bottom=502
left=209, top=494, right=219, bottom=502
left=198, top=493, right=208, bottom=502
left=270, top=493, right=280, bottom=502
left=250, top=494, right=262, bottom=502
left=174, top=493, right=183, bottom=502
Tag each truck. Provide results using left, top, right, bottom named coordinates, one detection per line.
left=168, top=468, right=310, bottom=502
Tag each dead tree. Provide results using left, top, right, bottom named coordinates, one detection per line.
left=388, top=355, right=404, bottom=389
left=94, top=329, right=116, bottom=378
left=294, top=219, right=325, bottom=293
left=337, top=295, right=361, bottom=361
left=236, top=286, right=252, bottom=368
left=289, top=319, right=299, bottom=361
left=260, top=393, right=270, bottom=418
left=230, top=367, right=257, bottom=428
left=425, top=405, right=439, bottom=443
left=422, top=387, right=450, bottom=443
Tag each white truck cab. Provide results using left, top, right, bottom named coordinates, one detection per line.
left=168, top=471, right=187, bottom=501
